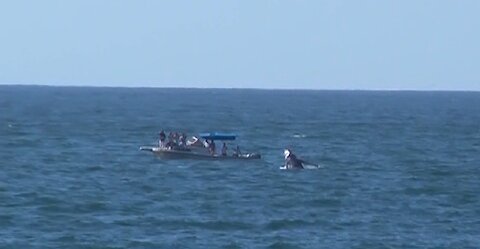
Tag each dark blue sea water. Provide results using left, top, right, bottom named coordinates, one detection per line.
left=1, top=86, right=479, bottom=248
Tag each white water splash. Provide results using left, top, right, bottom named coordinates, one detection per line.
left=292, top=134, right=307, bottom=138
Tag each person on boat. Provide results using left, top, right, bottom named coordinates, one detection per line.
left=173, top=132, right=180, bottom=144
left=232, top=145, right=241, bottom=157
left=203, top=139, right=209, bottom=148
left=283, top=149, right=305, bottom=169
left=208, top=140, right=216, bottom=155
left=159, top=130, right=167, bottom=148
left=168, top=132, right=174, bottom=144
left=221, top=142, right=228, bottom=156
left=166, top=136, right=177, bottom=149
left=178, top=133, right=187, bottom=147
left=203, top=139, right=210, bottom=148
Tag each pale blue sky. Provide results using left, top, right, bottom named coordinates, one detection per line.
left=0, top=0, right=479, bottom=90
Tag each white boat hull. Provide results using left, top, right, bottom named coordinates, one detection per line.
left=139, top=146, right=261, bottom=160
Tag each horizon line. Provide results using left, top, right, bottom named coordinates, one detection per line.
left=0, top=83, right=479, bottom=93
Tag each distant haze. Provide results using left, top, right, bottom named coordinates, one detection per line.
left=0, top=1, right=479, bottom=90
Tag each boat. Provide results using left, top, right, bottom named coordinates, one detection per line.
left=139, top=132, right=261, bottom=160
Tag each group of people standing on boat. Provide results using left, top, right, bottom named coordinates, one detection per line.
left=203, top=140, right=240, bottom=156
left=158, top=130, right=187, bottom=150
left=158, top=130, right=241, bottom=156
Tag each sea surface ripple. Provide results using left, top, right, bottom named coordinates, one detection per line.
left=1, top=86, right=479, bottom=248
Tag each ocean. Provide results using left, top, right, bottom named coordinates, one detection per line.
left=1, top=86, right=479, bottom=248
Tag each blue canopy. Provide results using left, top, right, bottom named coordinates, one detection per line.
left=199, top=132, right=236, bottom=141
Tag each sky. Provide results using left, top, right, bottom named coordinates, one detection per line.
left=0, top=0, right=479, bottom=90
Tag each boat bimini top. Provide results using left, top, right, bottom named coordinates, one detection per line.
left=199, top=132, right=236, bottom=141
